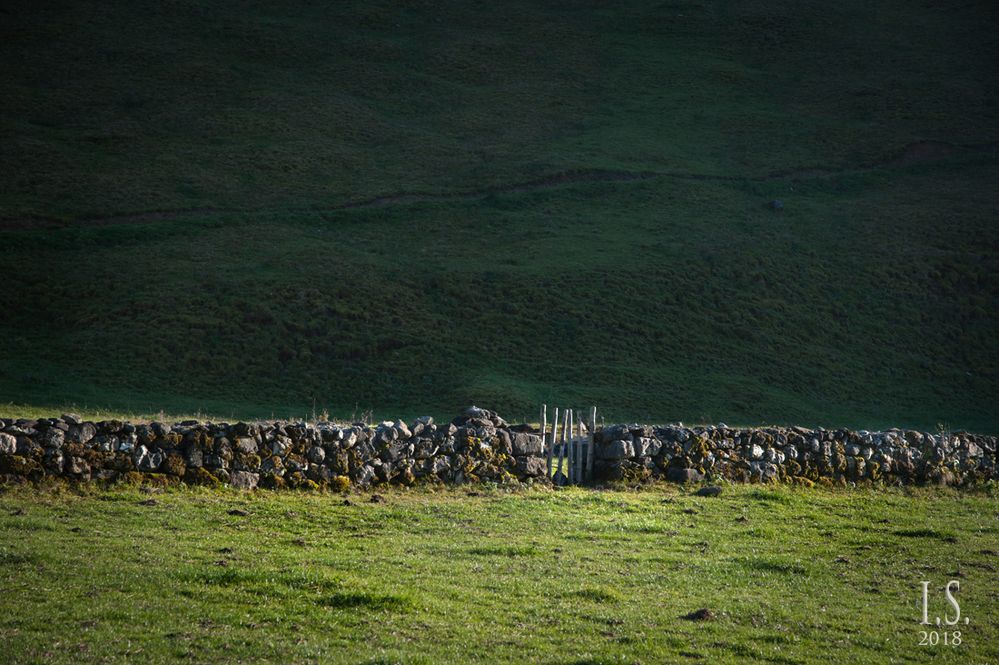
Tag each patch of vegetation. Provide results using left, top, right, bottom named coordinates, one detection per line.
left=468, top=544, right=541, bottom=557
left=570, top=586, right=623, bottom=603
left=320, top=591, right=414, bottom=612
left=894, top=528, right=958, bottom=541
left=0, top=484, right=996, bottom=663
left=746, top=489, right=797, bottom=504
left=740, top=558, right=810, bottom=577
left=0, top=548, right=32, bottom=566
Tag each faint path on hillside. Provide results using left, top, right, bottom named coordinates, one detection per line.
left=2, top=140, right=996, bottom=230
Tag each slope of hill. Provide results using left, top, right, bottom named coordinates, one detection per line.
left=1, top=1, right=997, bottom=430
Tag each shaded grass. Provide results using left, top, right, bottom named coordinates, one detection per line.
left=740, top=558, right=810, bottom=577
left=569, top=586, right=623, bottom=603
left=468, top=545, right=541, bottom=557
left=894, top=528, right=958, bottom=542
left=319, top=591, right=414, bottom=612
left=0, top=1, right=996, bottom=431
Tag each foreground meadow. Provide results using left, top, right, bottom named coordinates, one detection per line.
left=0, top=483, right=996, bottom=664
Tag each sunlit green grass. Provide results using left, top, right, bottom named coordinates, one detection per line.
left=0, top=483, right=997, bottom=663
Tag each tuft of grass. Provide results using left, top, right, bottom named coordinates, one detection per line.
left=740, top=558, right=810, bottom=577
left=570, top=586, right=623, bottom=603
left=746, top=489, right=794, bottom=504
left=894, top=528, right=958, bottom=541
left=468, top=544, right=541, bottom=557
left=0, top=549, right=32, bottom=565
left=320, top=591, right=415, bottom=612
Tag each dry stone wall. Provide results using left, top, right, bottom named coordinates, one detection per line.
left=0, top=407, right=994, bottom=488
left=0, top=407, right=544, bottom=490
left=591, top=423, right=995, bottom=486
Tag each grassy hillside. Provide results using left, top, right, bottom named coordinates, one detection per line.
left=1, top=1, right=997, bottom=430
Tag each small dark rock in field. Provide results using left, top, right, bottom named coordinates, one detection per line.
left=292, top=538, right=307, bottom=546
left=769, top=199, right=784, bottom=211
left=695, top=485, right=723, bottom=497
left=342, top=498, right=352, bottom=506
left=369, top=494, right=385, bottom=503
left=227, top=508, right=250, bottom=516
left=70, top=526, right=82, bottom=533
left=683, top=608, right=715, bottom=621
left=682, top=508, right=698, bottom=515
left=218, top=547, right=234, bottom=554
left=138, top=499, right=158, bottom=506
left=979, top=549, right=997, bottom=556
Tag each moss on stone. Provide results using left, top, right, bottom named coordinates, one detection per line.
left=0, top=455, right=42, bottom=477
left=184, top=467, right=220, bottom=487
left=118, top=471, right=145, bottom=486
left=162, top=453, right=186, bottom=476
left=259, top=473, right=285, bottom=490
left=143, top=473, right=175, bottom=487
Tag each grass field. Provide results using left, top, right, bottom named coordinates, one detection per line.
left=1, top=1, right=997, bottom=430
left=0, top=483, right=996, bottom=664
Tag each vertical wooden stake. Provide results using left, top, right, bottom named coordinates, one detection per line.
left=586, top=406, right=596, bottom=481
left=565, top=409, right=576, bottom=485
left=547, top=407, right=557, bottom=479
left=569, top=410, right=575, bottom=484
left=559, top=408, right=569, bottom=485
left=540, top=403, right=547, bottom=458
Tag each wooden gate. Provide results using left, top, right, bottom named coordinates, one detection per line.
left=539, top=404, right=596, bottom=485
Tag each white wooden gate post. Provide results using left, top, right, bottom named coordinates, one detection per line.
left=586, top=406, right=596, bottom=481
left=547, top=407, right=558, bottom=480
